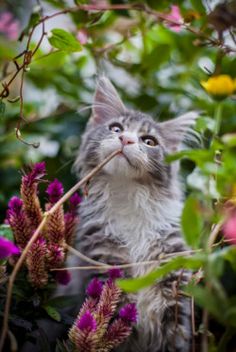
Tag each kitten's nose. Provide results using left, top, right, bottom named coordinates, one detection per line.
left=119, top=135, right=136, bottom=146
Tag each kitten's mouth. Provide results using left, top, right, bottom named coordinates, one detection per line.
left=117, top=150, right=135, bottom=168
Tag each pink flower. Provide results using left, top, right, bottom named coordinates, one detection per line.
left=69, top=193, right=81, bottom=210
left=26, top=238, right=48, bottom=288
left=108, top=268, right=124, bottom=280
left=22, top=162, right=46, bottom=188
left=223, top=213, right=236, bottom=244
left=119, top=303, right=138, bottom=323
left=76, top=311, right=97, bottom=331
left=21, top=162, right=46, bottom=229
left=76, top=29, right=88, bottom=45
left=8, top=196, right=23, bottom=215
left=164, top=5, right=183, bottom=32
left=46, top=179, right=64, bottom=204
left=86, top=278, right=103, bottom=299
left=64, top=193, right=80, bottom=245
left=0, top=236, right=20, bottom=259
left=7, top=196, right=31, bottom=249
left=0, top=11, right=20, bottom=41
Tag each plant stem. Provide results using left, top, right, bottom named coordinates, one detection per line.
left=218, top=327, right=234, bottom=352
left=214, top=103, right=223, bottom=137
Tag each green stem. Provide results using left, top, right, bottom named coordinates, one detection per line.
left=217, top=327, right=235, bottom=352
left=214, top=103, right=223, bottom=137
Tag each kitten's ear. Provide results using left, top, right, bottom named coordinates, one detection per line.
left=159, top=112, right=199, bottom=151
left=91, top=76, right=125, bottom=124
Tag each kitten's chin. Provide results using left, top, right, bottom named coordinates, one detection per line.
left=100, top=143, right=145, bottom=178
left=103, top=153, right=136, bottom=178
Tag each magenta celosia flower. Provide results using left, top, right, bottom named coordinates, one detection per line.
left=0, top=11, right=20, bottom=41
left=55, top=269, right=71, bottom=285
left=25, top=162, right=46, bottom=185
left=21, top=162, right=46, bottom=229
left=26, top=238, right=48, bottom=288
left=76, top=311, right=97, bottom=331
left=8, top=196, right=23, bottom=214
left=69, top=193, right=82, bottom=211
left=46, top=243, right=65, bottom=267
left=164, top=5, right=183, bottom=32
left=223, top=213, right=236, bottom=244
left=7, top=196, right=31, bottom=249
left=69, top=272, right=137, bottom=351
left=64, top=212, right=78, bottom=245
left=119, top=303, right=138, bottom=323
left=0, top=236, right=20, bottom=259
left=86, top=277, right=103, bottom=299
left=46, top=179, right=64, bottom=204
left=108, top=268, right=124, bottom=280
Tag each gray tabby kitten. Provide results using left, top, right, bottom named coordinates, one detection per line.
left=73, top=77, right=197, bottom=352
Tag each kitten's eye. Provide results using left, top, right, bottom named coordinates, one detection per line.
left=141, top=135, right=158, bottom=147
left=109, top=123, right=123, bottom=133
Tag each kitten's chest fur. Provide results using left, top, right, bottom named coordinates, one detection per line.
left=81, top=176, right=184, bottom=263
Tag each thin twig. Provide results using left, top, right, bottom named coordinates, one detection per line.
left=191, top=296, right=196, bottom=352
left=51, top=235, right=232, bottom=273
left=0, top=149, right=120, bottom=352
left=66, top=245, right=109, bottom=266
left=201, top=308, right=209, bottom=352
left=207, top=219, right=224, bottom=250
left=51, top=247, right=202, bottom=272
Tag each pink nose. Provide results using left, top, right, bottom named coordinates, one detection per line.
left=119, top=135, right=135, bottom=146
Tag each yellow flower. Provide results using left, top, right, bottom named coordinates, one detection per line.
left=201, top=75, right=236, bottom=97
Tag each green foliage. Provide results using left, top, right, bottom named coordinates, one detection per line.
left=0, top=100, right=5, bottom=117
left=43, top=305, right=61, bottom=322
left=0, top=225, right=13, bottom=241
left=181, top=195, right=203, bottom=248
left=118, top=254, right=204, bottom=292
left=48, top=29, right=82, bottom=52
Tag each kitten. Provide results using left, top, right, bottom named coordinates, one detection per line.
left=73, top=77, right=198, bottom=352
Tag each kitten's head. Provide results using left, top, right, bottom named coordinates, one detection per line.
left=76, top=77, right=198, bottom=186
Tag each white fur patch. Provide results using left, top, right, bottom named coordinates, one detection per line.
left=81, top=175, right=183, bottom=262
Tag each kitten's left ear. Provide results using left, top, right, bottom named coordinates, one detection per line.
left=91, top=76, right=125, bottom=124
left=159, top=112, right=199, bottom=151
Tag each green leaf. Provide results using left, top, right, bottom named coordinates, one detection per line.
left=190, top=0, right=206, bottom=14
left=166, top=149, right=214, bottom=167
left=225, top=308, right=236, bottom=327
left=143, top=44, right=170, bottom=71
left=221, top=246, right=236, bottom=271
left=117, top=255, right=204, bottom=292
left=0, top=100, right=6, bottom=117
left=48, top=29, right=82, bottom=52
left=20, top=12, right=40, bottom=37
left=186, top=284, right=224, bottom=321
left=43, top=305, right=61, bottom=322
left=181, top=195, right=203, bottom=248
left=46, top=294, right=81, bottom=309
left=0, top=225, right=14, bottom=241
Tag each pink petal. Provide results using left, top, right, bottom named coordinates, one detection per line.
left=169, top=5, right=182, bottom=21
left=223, top=215, right=236, bottom=244
left=7, top=21, right=19, bottom=40
left=0, top=12, right=13, bottom=25
left=165, top=5, right=183, bottom=33
left=76, top=29, right=88, bottom=45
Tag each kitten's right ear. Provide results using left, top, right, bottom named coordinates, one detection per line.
left=91, top=77, right=125, bottom=125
